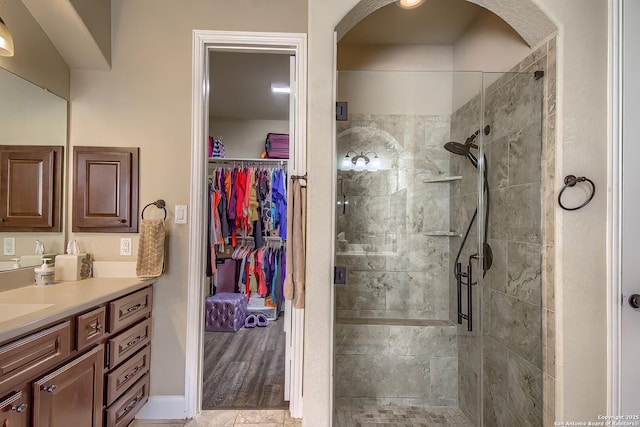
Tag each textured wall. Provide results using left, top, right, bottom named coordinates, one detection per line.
left=335, top=111, right=452, bottom=321
left=449, top=40, right=554, bottom=427
left=335, top=321, right=458, bottom=405
left=333, top=75, right=462, bottom=402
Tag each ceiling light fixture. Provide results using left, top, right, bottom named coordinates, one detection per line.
left=0, top=16, right=14, bottom=57
left=396, top=0, right=425, bottom=9
left=341, top=151, right=381, bottom=172
left=271, top=83, right=290, bottom=94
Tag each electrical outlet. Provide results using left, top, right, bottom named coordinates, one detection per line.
left=120, top=238, right=132, bottom=256
left=3, top=238, right=15, bottom=256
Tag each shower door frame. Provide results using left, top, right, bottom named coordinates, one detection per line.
left=330, top=69, right=545, bottom=426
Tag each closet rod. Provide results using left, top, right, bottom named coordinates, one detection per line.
left=208, top=157, right=288, bottom=163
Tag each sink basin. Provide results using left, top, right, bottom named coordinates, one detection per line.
left=0, top=303, right=54, bottom=323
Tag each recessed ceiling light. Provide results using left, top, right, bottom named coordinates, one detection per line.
left=271, top=84, right=290, bottom=94
left=396, top=0, right=425, bottom=9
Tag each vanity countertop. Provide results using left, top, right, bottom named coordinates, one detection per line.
left=0, top=277, right=155, bottom=344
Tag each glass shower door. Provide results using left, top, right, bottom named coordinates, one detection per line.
left=333, top=70, right=485, bottom=426
left=331, top=69, right=544, bottom=427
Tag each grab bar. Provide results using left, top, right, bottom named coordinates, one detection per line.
left=456, top=260, right=475, bottom=332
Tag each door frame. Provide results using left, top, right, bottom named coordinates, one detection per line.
left=185, top=30, right=307, bottom=418
left=608, top=0, right=622, bottom=415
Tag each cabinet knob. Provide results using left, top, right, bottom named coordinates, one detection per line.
left=118, top=219, right=127, bottom=223
left=11, top=403, right=28, bottom=413
left=42, top=385, right=57, bottom=393
left=88, top=323, right=103, bottom=332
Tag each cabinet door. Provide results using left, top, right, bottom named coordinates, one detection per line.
left=32, top=345, right=104, bottom=427
left=0, top=145, right=62, bottom=231
left=72, top=147, right=139, bottom=233
left=0, top=386, right=30, bottom=427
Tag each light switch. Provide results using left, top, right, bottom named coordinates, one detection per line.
left=175, top=205, right=187, bottom=224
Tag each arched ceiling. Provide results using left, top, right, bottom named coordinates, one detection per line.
left=337, top=0, right=556, bottom=48
left=339, top=0, right=483, bottom=45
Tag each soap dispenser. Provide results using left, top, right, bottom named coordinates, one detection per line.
left=34, top=258, right=54, bottom=285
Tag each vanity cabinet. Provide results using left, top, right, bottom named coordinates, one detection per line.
left=0, top=145, right=63, bottom=232
left=72, top=146, right=139, bottom=233
left=0, top=386, right=30, bottom=427
left=0, top=284, right=153, bottom=427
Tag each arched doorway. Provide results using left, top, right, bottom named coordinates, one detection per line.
left=331, top=1, right=556, bottom=425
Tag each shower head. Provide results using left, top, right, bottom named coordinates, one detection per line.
left=443, top=141, right=471, bottom=156
left=443, top=130, right=480, bottom=168
left=444, top=141, right=479, bottom=168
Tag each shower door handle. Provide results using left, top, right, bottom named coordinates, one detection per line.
left=456, top=261, right=474, bottom=332
left=456, top=262, right=463, bottom=325
left=466, top=262, right=473, bottom=332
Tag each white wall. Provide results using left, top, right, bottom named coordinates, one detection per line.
left=534, top=0, right=609, bottom=421
left=452, top=9, right=531, bottom=110
left=209, top=118, right=288, bottom=158
left=338, top=70, right=453, bottom=116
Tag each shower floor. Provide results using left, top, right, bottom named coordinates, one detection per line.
left=335, top=399, right=474, bottom=427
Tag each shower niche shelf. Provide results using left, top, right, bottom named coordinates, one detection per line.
left=423, top=231, right=462, bottom=237
left=423, top=176, right=462, bottom=183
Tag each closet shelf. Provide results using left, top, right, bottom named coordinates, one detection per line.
left=422, top=176, right=462, bottom=183
left=423, top=231, right=462, bottom=237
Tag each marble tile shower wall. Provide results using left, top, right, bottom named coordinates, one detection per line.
left=335, top=113, right=453, bottom=321
left=450, top=40, right=555, bottom=427
left=334, top=112, right=460, bottom=404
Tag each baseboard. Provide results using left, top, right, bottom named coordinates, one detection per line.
left=135, top=395, right=187, bottom=420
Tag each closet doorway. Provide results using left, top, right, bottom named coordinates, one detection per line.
left=204, top=50, right=290, bottom=410
left=186, top=31, right=307, bottom=419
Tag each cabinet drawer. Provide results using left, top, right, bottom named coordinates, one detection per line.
left=105, top=345, right=150, bottom=406
left=76, top=306, right=106, bottom=352
left=105, top=374, right=149, bottom=427
left=107, top=318, right=151, bottom=369
left=0, top=322, right=71, bottom=393
left=0, top=385, right=30, bottom=427
left=108, top=287, right=152, bottom=334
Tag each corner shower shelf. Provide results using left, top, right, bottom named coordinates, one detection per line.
left=422, top=176, right=462, bottom=183
left=423, top=231, right=462, bottom=237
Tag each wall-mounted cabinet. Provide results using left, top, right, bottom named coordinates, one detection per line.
left=72, top=147, right=139, bottom=233
left=0, top=146, right=63, bottom=232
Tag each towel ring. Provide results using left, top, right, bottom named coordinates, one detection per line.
left=142, top=199, right=167, bottom=220
left=558, top=175, right=595, bottom=211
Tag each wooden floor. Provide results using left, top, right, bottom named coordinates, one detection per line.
left=202, top=316, right=287, bottom=410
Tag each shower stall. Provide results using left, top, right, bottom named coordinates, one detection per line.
left=333, top=69, right=544, bottom=426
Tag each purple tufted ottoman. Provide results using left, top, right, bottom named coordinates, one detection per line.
left=205, top=293, right=247, bottom=332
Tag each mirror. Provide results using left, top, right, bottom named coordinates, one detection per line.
left=0, top=68, right=67, bottom=272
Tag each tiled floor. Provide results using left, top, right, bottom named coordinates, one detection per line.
left=131, top=404, right=473, bottom=426
left=335, top=402, right=474, bottom=427
left=130, top=409, right=301, bottom=427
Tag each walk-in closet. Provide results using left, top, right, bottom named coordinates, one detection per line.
left=201, top=50, right=294, bottom=410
